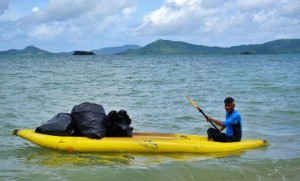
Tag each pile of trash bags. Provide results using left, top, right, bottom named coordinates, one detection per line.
left=35, top=102, right=133, bottom=139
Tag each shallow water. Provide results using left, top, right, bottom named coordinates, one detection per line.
left=0, top=54, right=299, bottom=180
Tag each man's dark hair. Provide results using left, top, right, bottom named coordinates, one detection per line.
left=224, top=97, right=235, bottom=104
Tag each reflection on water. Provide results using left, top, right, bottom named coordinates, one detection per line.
left=18, top=146, right=245, bottom=167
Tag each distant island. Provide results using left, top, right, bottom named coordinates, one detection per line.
left=73, top=51, right=95, bottom=55
left=240, top=51, right=253, bottom=55
left=0, top=45, right=51, bottom=56
left=118, top=39, right=300, bottom=55
left=0, top=39, right=300, bottom=56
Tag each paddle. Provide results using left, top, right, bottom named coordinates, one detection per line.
left=186, top=96, right=219, bottom=131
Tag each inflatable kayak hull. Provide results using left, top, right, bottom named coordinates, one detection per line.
left=13, top=129, right=268, bottom=153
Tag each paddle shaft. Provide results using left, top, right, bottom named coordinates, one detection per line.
left=197, top=108, right=220, bottom=131
left=186, top=96, right=220, bottom=132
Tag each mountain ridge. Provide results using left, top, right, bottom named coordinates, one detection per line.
left=1, top=39, right=300, bottom=55
left=119, top=39, right=300, bottom=55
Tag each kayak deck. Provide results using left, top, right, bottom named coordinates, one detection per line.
left=13, top=129, right=268, bottom=153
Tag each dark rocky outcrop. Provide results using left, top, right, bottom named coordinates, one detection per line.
left=73, top=51, right=95, bottom=55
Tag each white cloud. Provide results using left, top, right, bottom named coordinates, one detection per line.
left=30, top=0, right=137, bottom=23
left=0, top=0, right=10, bottom=15
left=253, top=10, right=275, bottom=24
left=32, top=7, right=39, bottom=13
left=28, top=23, right=65, bottom=40
left=32, top=0, right=94, bottom=22
left=18, top=0, right=138, bottom=41
left=278, top=0, right=300, bottom=18
left=236, top=0, right=277, bottom=10
left=133, top=0, right=300, bottom=46
left=0, top=21, right=23, bottom=40
left=133, top=0, right=229, bottom=35
left=122, top=6, right=136, bottom=17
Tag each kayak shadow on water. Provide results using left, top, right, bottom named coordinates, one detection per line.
left=15, top=145, right=247, bottom=167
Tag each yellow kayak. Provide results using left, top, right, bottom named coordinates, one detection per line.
left=13, top=129, right=268, bottom=153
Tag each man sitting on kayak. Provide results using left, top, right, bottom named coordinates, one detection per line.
left=206, top=97, right=242, bottom=142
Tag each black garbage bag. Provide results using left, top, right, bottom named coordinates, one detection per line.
left=106, top=110, right=133, bottom=137
left=35, top=113, right=77, bottom=136
left=71, top=102, right=107, bottom=139
left=118, top=110, right=132, bottom=125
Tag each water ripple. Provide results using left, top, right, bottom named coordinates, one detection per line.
left=1, top=54, right=300, bottom=180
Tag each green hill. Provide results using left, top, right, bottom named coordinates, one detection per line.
left=0, top=46, right=52, bottom=55
left=227, top=39, right=300, bottom=54
left=118, top=39, right=225, bottom=55
left=118, top=39, right=300, bottom=55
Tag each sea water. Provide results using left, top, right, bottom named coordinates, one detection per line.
left=0, top=54, right=299, bottom=180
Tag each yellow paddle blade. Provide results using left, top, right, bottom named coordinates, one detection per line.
left=186, top=96, right=200, bottom=110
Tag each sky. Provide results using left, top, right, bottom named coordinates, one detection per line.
left=0, top=0, right=299, bottom=52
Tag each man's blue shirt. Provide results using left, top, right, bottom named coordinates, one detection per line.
left=224, top=110, right=242, bottom=137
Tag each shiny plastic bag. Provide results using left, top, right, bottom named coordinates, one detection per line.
left=71, top=102, right=107, bottom=139
left=35, top=113, right=77, bottom=136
